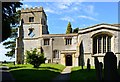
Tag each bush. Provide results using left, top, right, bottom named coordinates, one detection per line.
left=26, top=48, right=46, bottom=68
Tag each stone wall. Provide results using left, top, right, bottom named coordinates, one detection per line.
left=78, top=24, right=120, bottom=66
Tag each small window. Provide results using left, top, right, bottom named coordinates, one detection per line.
left=53, top=50, right=59, bottom=58
left=44, top=20, right=46, bottom=25
left=29, top=17, right=34, bottom=22
left=65, top=38, right=72, bottom=45
left=41, top=19, right=46, bottom=25
left=44, top=39, right=50, bottom=45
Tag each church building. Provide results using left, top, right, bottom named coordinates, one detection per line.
left=15, top=7, right=120, bottom=66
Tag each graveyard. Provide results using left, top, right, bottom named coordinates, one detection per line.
left=71, top=52, right=120, bottom=81
left=1, top=52, right=120, bottom=81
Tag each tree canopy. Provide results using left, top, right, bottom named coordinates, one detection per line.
left=73, top=27, right=79, bottom=33
left=66, top=22, right=72, bottom=34
left=2, top=2, right=23, bottom=41
left=3, top=27, right=18, bottom=57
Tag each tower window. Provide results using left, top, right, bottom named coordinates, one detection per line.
left=44, top=20, right=46, bottom=25
left=41, top=19, right=46, bottom=25
left=29, top=17, right=34, bottom=22
left=28, top=28, right=35, bottom=37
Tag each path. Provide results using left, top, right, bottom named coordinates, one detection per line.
left=0, top=66, right=15, bottom=82
left=52, top=66, right=72, bottom=82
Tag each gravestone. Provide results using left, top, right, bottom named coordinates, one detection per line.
left=94, top=57, right=102, bottom=80
left=99, top=62, right=103, bottom=80
left=118, top=60, right=120, bottom=69
left=104, top=52, right=119, bottom=80
left=87, top=58, right=90, bottom=71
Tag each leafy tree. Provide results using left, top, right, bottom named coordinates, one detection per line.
left=66, top=22, right=72, bottom=34
left=26, top=48, right=46, bottom=68
left=3, top=27, right=18, bottom=57
left=73, top=27, right=79, bottom=33
left=2, top=2, right=23, bottom=42
left=3, top=10, right=21, bottom=57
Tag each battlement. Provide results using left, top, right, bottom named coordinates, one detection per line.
left=21, top=7, right=44, bottom=13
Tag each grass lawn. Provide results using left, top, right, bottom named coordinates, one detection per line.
left=70, top=66, right=97, bottom=80
left=1, top=63, right=66, bottom=81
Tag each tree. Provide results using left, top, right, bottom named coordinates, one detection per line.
left=3, top=10, right=21, bottom=57
left=3, top=27, right=18, bottom=57
left=2, top=2, right=23, bottom=42
left=73, top=27, right=79, bottom=33
left=26, top=48, right=46, bottom=68
left=66, top=22, right=72, bottom=34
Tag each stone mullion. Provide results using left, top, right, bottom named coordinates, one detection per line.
left=97, top=38, right=98, bottom=54
left=101, top=37, right=103, bottom=54
left=106, top=36, right=108, bottom=52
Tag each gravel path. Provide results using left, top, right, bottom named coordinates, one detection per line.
left=52, top=66, right=72, bottom=82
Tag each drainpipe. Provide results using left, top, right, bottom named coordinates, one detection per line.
left=51, top=38, right=54, bottom=63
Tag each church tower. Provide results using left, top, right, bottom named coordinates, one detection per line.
left=21, top=7, right=49, bottom=38
left=16, top=7, right=49, bottom=64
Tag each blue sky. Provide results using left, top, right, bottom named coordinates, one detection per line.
left=21, top=2, right=118, bottom=34
left=0, top=1, right=119, bottom=61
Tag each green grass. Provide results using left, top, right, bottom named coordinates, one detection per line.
left=2, top=63, right=66, bottom=81
left=70, top=66, right=97, bottom=80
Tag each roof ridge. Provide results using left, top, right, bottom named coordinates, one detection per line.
left=79, top=23, right=120, bottom=31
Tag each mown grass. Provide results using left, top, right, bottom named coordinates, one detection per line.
left=1, top=63, right=66, bottom=81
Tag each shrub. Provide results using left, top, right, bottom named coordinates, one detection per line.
left=26, top=48, right=46, bottom=68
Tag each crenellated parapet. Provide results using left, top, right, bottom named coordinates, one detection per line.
left=21, top=7, right=44, bottom=13
left=21, top=7, right=47, bottom=19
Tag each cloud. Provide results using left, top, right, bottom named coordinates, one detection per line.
left=44, top=8, right=56, bottom=13
left=72, top=7, right=79, bottom=11
left=82, top=5, right=98, bottom=16
left=22, top=4, right=33, bottom=8
left=60, top=16, right=74, bottom=22
left=57, top=2, right=72, bottom=9
left=21, top=0, right=118, bottom=2
left=85, top=5, right=94, bottom=14
left=78, top=15, right=98, bottom=21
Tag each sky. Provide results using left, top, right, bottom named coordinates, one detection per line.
left=0, top=1, right=119, bottom=61
left=21, top=2, right=118, bottom=34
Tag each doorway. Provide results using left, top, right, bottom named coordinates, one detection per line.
left=65, top=55, right=72, bottom=66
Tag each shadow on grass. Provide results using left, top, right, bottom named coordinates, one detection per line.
left=70, top=69, right=97, bottom=81
left=10, top=68, right=60, bottom=81
left=70, top=68, right=120, bottom=81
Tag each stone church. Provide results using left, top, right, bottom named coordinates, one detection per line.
left=15, top=7, right=120, bottom=66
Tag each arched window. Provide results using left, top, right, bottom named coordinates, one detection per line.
left=53, top=50, right=59, bottom=58
left=93, top=34, right=112, bottom=54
